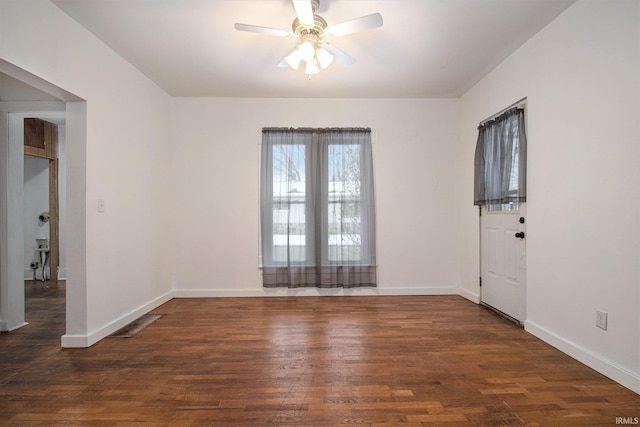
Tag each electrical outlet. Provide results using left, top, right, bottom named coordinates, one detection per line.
left=596, top=309, right=608, bottom=330
left=98, top=199, right=105, bottom=213
left=30, top=261, right=38, bottom=269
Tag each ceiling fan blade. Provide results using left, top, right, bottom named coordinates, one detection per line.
left=234, top=23, right=292, bottom=37
left=292, top=0, right=314, bottom=27
left=324, top=13, right=383, bottom=38
left=321, top=43, right=356, bottom=67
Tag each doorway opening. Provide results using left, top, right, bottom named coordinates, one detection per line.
left=23, top=117, right=65, bottom=283
left=1, top=59, right=85, bottom=347
left=23, top=116, right=66, bottom=333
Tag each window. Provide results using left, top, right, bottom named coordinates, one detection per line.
left=260, top=128, right=376, bottom=289
left=474, top=107, right=527, bottom=210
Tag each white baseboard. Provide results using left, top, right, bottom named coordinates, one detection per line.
left=0, top=320, right=28, bottom=332
left=457, top=287, right=480, bottom=304
left=60, top=334, right=90, bottom=348
left=61, top=290, right=174, bottom=348
left=173, top=286, right=459, bottom=298
left=380, top=286, right=459, bottom=296
left=525, top=320, right=640, bottom=394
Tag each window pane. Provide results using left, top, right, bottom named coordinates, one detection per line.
left=328, top=143, right=361, bottom=196
left=272, top=144, right=305, bottom=197
left=508, top=131, right=519, bottom=193
left=272, top=143, right=306, bottom=263
left=328, top=143, right=363, bottom=262
left=487, top=202, right=519, bottom=212
left=490, top=122, right=519, bottom=212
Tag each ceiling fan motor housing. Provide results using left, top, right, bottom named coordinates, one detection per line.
left=292, top=14, right=328, bottom=38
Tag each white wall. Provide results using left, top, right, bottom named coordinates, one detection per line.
left=457, top=0, right=640, bottom=392
left=1, top=0, right=174, bottom=345
left=171, top=98, right=461, bottom=296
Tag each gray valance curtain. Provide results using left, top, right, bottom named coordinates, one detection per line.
left=474, top=108, right=527, bottom=206
left=260, top=127, right=377, bottom=289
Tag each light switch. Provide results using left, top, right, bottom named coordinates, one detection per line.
left=98, top=199, right=105, bottom=213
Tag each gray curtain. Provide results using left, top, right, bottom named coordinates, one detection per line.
left=474, top=108, right=527, bottom=206
left=260, top=127, right=377, bottom=288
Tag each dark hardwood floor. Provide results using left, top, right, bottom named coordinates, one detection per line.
left=1, top=284, right=638, bottom=426
left=0, top=280, right=66, bottom=384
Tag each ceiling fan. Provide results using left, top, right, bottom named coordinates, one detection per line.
left=234, top=0, right=383, bottom=76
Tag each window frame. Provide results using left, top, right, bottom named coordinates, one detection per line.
left=260, top=129, right=375, bottom=268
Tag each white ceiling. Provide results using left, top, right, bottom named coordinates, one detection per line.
left=48, top=0, right=574, bottom=98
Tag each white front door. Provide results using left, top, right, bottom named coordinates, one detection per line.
left=480, top=204, right=526, bottom=322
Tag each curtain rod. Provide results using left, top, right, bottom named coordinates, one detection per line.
left=262, top=127, right=371, bottom=134
left=479, top=97, right=527, bottom=125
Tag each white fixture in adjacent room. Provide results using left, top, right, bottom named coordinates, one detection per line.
left=35, top=238, right=50, bottom=281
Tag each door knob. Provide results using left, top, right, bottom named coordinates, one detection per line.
left=515, top=232, right=525, bottom=239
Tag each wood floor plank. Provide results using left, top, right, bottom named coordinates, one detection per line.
left=1, top=285, right=639, bottom=425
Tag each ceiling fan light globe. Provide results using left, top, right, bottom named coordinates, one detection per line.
left=298, top=41, right=316, bottom=62
left=316, top=47, right=334, bottom=69
left=285, top=50, right=302, bottom=70
left=305, top=58, right=320, bottom=75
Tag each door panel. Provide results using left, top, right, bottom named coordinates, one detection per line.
left=486, top=227, right=499, bottom=277
left=481, top=204, right=526, bottom=322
